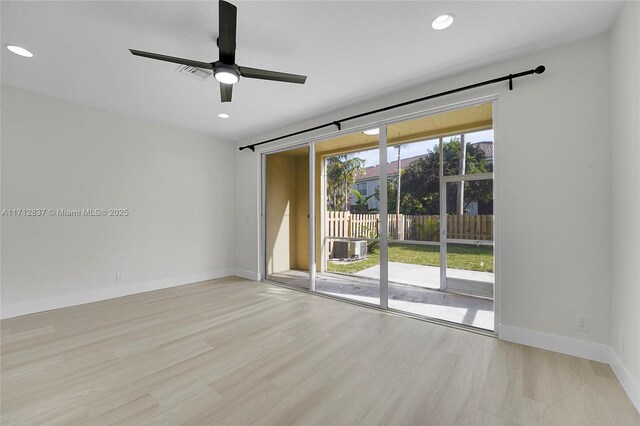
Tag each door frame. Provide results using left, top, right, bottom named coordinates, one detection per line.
left=259, top=95, right=499, bottom=335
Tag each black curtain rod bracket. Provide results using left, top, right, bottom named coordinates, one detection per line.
left=239, top=65, right=545, bottom=152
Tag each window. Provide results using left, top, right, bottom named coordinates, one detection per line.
left=356, top=182, right=368, bottom=196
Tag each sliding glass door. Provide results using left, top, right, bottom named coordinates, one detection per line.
left=262, top=101, right=496, bottom=332
left=385, top=131, right=444, bottom=316
left=381, top=111, right=495, bottom=330
left=314, top=130, right=382, bottom=306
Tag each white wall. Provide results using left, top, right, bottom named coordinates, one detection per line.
left=235, top=34, right=613, bottom=345
left=610, top=0, right=640, bottom=404
left=1, top=85, right=236, bottom=317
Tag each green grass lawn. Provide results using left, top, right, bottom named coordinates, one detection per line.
left=326, top=243, right=493, bottom=274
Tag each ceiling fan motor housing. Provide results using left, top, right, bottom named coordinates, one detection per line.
left=214, top=62, right=240, bottom=84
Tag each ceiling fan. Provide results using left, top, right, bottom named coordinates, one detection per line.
left=129, top=0, right=307, bottom=103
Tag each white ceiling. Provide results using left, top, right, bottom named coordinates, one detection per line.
left=1, top=1, right=621, bottom=143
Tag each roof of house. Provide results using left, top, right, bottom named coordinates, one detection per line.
left=471, top=141, right=493, bottom=158
left=354, top=141, right=493, bottom=182
left=355, top=154, right=427, bottom=181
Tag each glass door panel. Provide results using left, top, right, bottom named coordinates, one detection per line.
left=265, top=146, right=310, bottom=289
left=383, top=131, right=445, bottom=315
left=384, top=102, right=495, bottom=331
left=444, top=180, right=494, bottom=330
left=316, top=132, right=381, bottom=306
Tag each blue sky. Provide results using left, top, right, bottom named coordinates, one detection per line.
left=352, top=129, right=494, bottom=168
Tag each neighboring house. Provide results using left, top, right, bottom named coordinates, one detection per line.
left=471, top=141, right=493, bottom=160
left=350, top=154, right=427, bottom=211
left=350, top=141, right=493, bottom=211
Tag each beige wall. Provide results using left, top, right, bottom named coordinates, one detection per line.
left=294, top=156, right=310, bottom=270
left=265, top=152, right=310, bottom=274
left=265, top=154, right=297, bottom=274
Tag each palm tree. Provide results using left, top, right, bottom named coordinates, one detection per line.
left=326, top=155, right=365, bottom=211
left=352, top=189, right=375, bottom=213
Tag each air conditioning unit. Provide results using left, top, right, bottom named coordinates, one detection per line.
left=331, top=240, right=367, bottom=260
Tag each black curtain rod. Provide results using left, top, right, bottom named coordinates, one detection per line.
left=239, top=65, right=546, bottom=152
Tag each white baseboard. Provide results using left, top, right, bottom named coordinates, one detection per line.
left=498, top=324, right=610, bottom=362
left=234, top=268, right=261, bottom=281
left=499, top=324, right=639, bottom=414
left=609, top=347, right=640, bottom=413
left=0, top=268, right=235, bottom=319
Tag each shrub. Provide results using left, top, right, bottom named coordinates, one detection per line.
left=414, top=218, right=439, bottom=241
left=361, top=224, right=380, bottom=254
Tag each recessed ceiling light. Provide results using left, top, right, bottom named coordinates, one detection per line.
left=5, top=45, right=33, bottom=58
left=432, top=14, right=454, bottom=30
left=362, top=128, right=380, bottom=136
left=218, top=113, right=230, bottom=119
left=214, top=66, right=239, bottom=85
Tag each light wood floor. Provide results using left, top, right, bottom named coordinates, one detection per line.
left=1, top=277, right=638, bottom=425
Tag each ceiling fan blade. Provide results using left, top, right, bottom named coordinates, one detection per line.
left=239, top=66, right=307, bottom=84
left=218, top=0, right=237, bottom=64
left=220, top=83, right=233, bottom=103
left=130, top=49, right=213, bottom=70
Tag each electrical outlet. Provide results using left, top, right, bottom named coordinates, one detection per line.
left=115, top=273, right=123, bottom=283
left=577, top=315, right=590, bottom=332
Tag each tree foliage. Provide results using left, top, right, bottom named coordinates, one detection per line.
left=326, top=154, right=365, bottom=211
left=351, top=190, right=376, bottom=213
left=378, top=138, right=493, bottom=215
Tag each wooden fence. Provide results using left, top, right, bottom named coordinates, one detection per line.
left=326, top=211, right=493, bottom=242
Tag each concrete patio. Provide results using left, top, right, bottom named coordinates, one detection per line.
left=354, top=262, right=494, bottom=290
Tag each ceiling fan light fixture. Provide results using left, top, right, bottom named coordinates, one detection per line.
left=214, top=66, right=239, bottom=84
left=362, top=128, right=380, bottom=136
left=6, top=45, right=33, bottom=57
left=432, top=14, right=454, bottom=30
